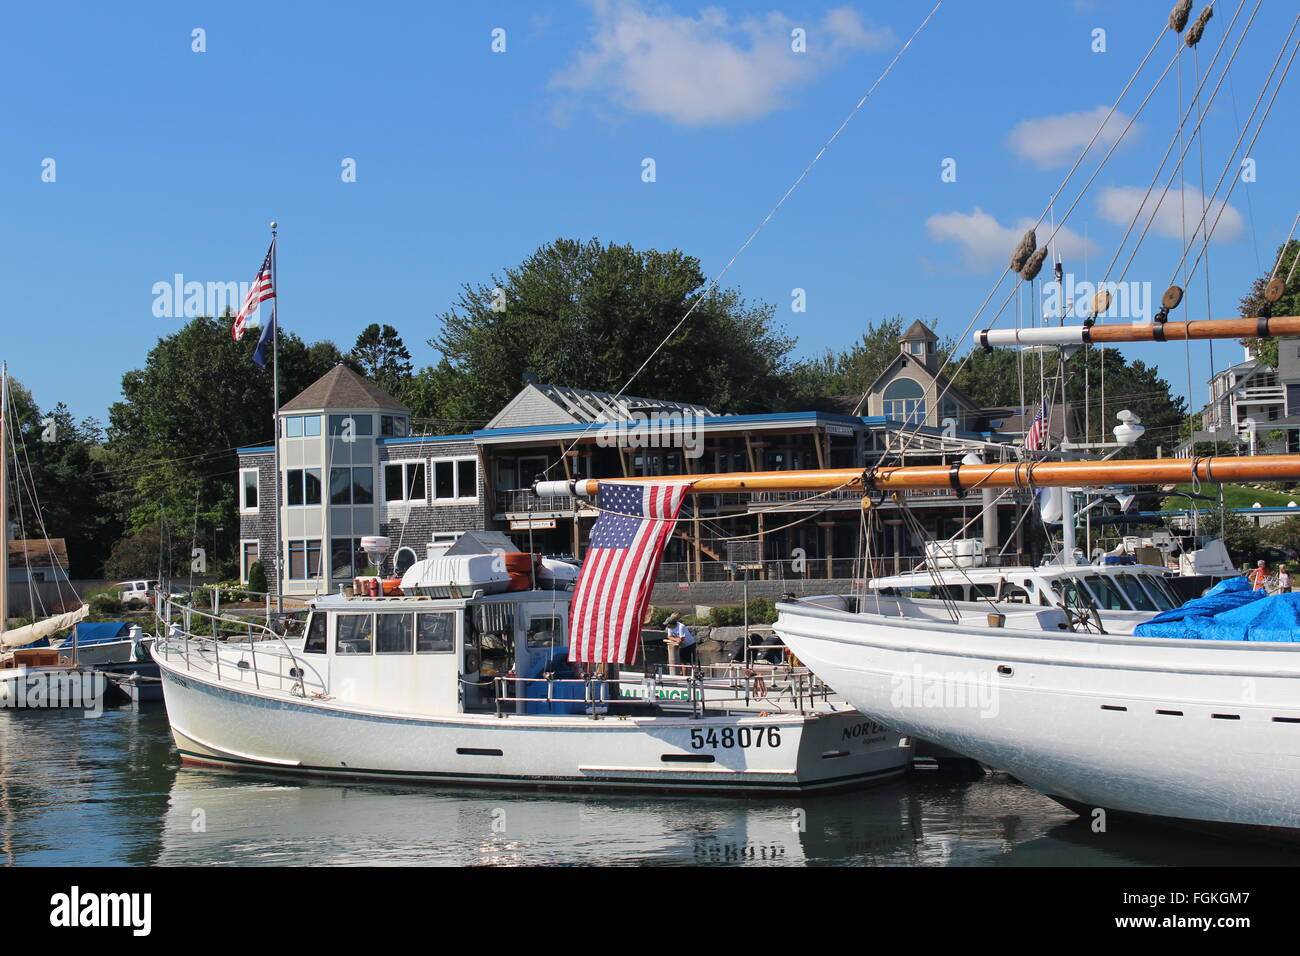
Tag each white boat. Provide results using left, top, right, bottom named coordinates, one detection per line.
left=772, top=585, right=1300, bottom=839
left=150, top=566, right=912, bottom=793
left=0, top=364, right=96, bottom=709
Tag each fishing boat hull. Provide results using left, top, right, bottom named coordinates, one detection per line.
left=774, top=595, right=1300, bottom=838
left=152, top=645, right=911, bottom=793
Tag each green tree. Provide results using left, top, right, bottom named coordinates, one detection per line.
left=3, top=379, right=118, bottom=577
left=413, top=238, right=794, bottom=423
left=348, top=323, right=413, bottom=401
left=1238, top=239, right=1300, bottom=369
left=105, top=312, right=346, bottom=570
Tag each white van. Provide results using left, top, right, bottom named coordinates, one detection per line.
left=118, top=580, right=159, bottom=606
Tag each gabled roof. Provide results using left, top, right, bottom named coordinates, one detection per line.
left=280, top=365, right=410, bottom=413
left=486, top=383, right=714, bottom=430
left=8, top=538, right=68, bottom=569
left=900, top=319, right=938, bottom=342
left=857, top=351, right=978, bottom=414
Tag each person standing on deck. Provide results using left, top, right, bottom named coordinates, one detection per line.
left=664, top=613, right=696, bottom=667
left=1250, top=560, right=1271, bottom=591
left=1280, top=565, right=1293, bottom=593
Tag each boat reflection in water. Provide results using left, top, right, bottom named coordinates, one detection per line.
left=155, top=768, right=932, bottom=866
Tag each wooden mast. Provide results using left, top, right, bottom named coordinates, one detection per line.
left=975, top=314, right=1300, bottom=349
left=541, top=453, right=1300, bottom=496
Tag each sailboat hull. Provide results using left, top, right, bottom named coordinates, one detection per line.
left=775, top=596, right=1300, bottom=839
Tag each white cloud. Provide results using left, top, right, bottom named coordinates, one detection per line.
left=925, top=207, right=1099, bottom=271
left=550, top=1, right=895, bottom=126
left=1007, top=106, right=1139, bottom=169
left=1097, top=185, right=1244, bottom=242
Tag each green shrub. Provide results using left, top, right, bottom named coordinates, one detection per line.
left=247, top=560, right=268, bottom=594
left=707, top=598, right=777, bottom=627
left=87, top=588, right=123, bottom=616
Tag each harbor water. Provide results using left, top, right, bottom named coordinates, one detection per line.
left=1, top=706, right=1296, bottom=867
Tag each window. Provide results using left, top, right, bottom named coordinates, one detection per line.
left=433, top=458, right=477, bottom=500
left=240, top=541, right=260, bottom=583
left=332, top=537, right=364, bottom=579
left=282, top=415, right=321, bottom=438
left=1083, top=575, right=1128, bottom=611
left=336, top=614, right=372, bottom=654
left=526, top=616, right=563, bottom=651
left=416, top=612, right=454, bottom=653
left=1117, top=574, right=1157, bottom=611
left=381, top=415, right=409, bottom=437
left=384, top=461, right=426, bottom=502
left=329, top=414, right=373, bottom=438
left=330, top=467, right=374, bottom=505
left=304, top=612, right=327, bottom=653
left=883, top=378, right=926, bottom=424
left=240, top=468, right=259, bottom=512
left=303, top=415, right=321, bottom=437
left=285, top=416, right=302, bottom=438
left=286, top=468, right=322, bottom=506
left=288, top=539, right=323, bottom=579
left=376, top=614, right=413, bottom=654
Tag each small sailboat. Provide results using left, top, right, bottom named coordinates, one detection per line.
left=0, top=364, right=96, bottom=710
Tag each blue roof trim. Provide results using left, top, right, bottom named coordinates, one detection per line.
left=474, top=410, right=864, bottom=441
left=237, top=445, right=273, bottom=454
left=379, top=434, right=477, bottom=445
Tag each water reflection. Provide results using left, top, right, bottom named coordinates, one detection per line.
left=2, top=708, right=1298, bottom=866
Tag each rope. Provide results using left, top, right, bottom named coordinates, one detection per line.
left=540, top=0, right=947, bottom=480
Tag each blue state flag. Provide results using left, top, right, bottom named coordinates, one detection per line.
left=252, top=307, right=276, bottom=369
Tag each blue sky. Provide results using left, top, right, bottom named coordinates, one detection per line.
left=3, top=0, right=1297, bottom=425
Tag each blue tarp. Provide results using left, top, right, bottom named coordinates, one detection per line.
left=1134, top=576, right=1300, bottom=642
left=70, top=622, right=130, bottom=646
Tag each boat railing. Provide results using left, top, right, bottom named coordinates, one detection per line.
left=153, top=598, right=326, bottom=698
left=488, top=666, right=832, bottom=719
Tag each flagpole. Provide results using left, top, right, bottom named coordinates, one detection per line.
left=270, top=221, right=283, bottom=617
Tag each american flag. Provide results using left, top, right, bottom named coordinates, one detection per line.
left=1025, top=398, right=1050, bottom=451
left=569, top=481, right=690, bottom=664
left=231, top=242, right=275, bottom=342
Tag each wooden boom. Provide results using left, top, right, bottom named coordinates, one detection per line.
left=974, top=315, right=1300, bottom=350
left=536, top=454, right=1300, bottom=497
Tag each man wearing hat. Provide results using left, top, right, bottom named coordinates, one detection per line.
left=664, top=613, right=697, bottom=667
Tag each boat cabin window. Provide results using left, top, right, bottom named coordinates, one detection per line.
left=1116, top=574, right=1156, bottom=612
left=1000, top=584, right=1030, bottom=604
left=1141, top=575, right=1177, bottom=610
left=304, top=613, right=327, bottom=653
left=336, top=614, right=373, bottom=654
left=377, top=613, right=414, bottom=654
left=416, top=613, right=454, bottom=653
left=1083, top=575, right=1128, bottom=611
left=527, top=616, right=564, bottom=651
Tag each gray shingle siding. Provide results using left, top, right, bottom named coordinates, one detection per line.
left=237, top=450, right=279, bottom=595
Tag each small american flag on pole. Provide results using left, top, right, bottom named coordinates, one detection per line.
left=569, top=481, right=691, bottom=664
left=1025, top=398, right=1050, bottom=451
left=231, top=242, right=276, bottom=342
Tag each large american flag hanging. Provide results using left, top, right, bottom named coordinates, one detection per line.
left=232, top=242, right=276, bottom=342
left=569, top=481, right=691, bottom=664
left=1024, top=398, right=1049, bottom=451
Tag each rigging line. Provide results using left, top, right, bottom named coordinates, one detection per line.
left=1193, top=41, right=1217, bottom=399
left=537, top=0, right=948, bottom=478
left=854, top=15, right=1176, bottom=427
left=8, top=393, right=79, bottom=612
left=884, top=24, right=1190, bottom=470
left=1176, top=16, right=1300, bottom=286
left=1267, top=209, right=1300, bottom=282
left=1109, top=0, right=1260, bottom=289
